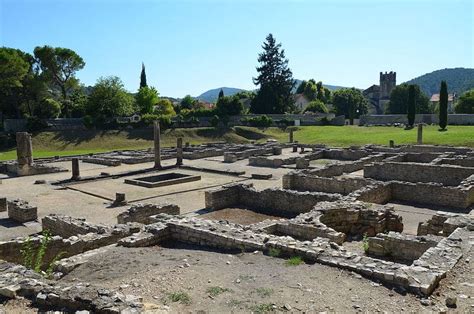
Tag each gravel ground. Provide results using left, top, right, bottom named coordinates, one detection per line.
left=55, top=243, right=474, bottom=313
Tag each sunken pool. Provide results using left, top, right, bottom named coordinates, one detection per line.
left=124, top=172, right=201, bottom=188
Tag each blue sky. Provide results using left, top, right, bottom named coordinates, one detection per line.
left=1, top=0, right=472, bottom=97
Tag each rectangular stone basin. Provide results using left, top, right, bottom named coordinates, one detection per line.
left=124, top=172, right=201, bottom=188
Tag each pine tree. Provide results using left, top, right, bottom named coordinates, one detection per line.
left=407, top=84, right=416, bottom=127
left=439, top=81, right=448, bottom=130
left=218, top=89, right=224, bottom=99
left=140, top=63, right=147, bottom=89
left=251, top=34, right=295, bottom=114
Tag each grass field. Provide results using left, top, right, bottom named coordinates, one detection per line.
left=0, top=125, right=473, bottom=161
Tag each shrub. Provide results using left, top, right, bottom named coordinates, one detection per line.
left=83, top=115, right=94, bottom=129
left=241, top=115, right=273, bottom=128
left=268, top=248, right=281, bottom=257
left=37, top=98, right=61, bottom=118
left=362, top=233, right=369, bottom=253
left=304, top=100, right=329, bottom=114
left=141, top=114, right=172, bottom=129
left=26, top=117, right=48, bottom=133
left=210, top=115, right=220, bottom=128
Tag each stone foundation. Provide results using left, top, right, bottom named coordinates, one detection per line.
left=117, top=203, right=180, bottom=224
left=7, top=199, right=37, bottom=223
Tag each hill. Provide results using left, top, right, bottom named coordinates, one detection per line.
left=404, top=68, right=474, bottom=96
left=196, top=87, right=246, bottom=102
left=197, top=81, right=349, bottom=103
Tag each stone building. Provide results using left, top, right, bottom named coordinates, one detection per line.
left=363, top=71, right=396, bottom=114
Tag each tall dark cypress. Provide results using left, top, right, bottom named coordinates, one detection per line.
left=407, top=84, right=416, bottom=127
left=140, top=63, right=147, bottom=89
left=218, top=89, right=224, bottom=99
left=439, top=81, right=448, bottom=130
left=251, top=34, right=295, bottom=114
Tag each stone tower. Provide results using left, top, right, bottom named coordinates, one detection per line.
left=379, top=71, right=396, bottom=111
left=379, top=71, right=396, bottom=100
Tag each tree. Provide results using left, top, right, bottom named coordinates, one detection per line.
left=216, top=95, right=243, bottom=116
left=136, top=86, right=159, bottom=114
left=87, top=76, right=135, bottom=117
left=0, top=48, right=35, bottom=118
left=439, top=81, right=448, bottom=130
left=155, top=98, right=176, bottom=116
left=407, top=84, right=416, bottom=127
left=303, top=100, right=328, bottom=113
left=34, top=46, right=85, bottom=117
left=455, top=89, right=474, bottom=114
left=332, top=88, right=368, bottom=125
left=140, top=63, right=147, bottom=89
left=251, top=34, right=295, bottom=113
left=180, top=95, right=197, bottom=110
left=386, top=84, right=431, bottom=114
left=218, top=89, right=224, bottom=99
left=35, top=98, right=61, bottom=118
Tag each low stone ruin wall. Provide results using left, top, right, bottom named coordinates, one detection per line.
left=304, top=154, right=386, bottom=177
left=385, top=152, right=446, bottom=164
left=2, top=162, right=67, bottom=177
left=417, top=211, right=473, bottom=236
left=42, top=214, right=109, bottom=238
left=0, top=261, right=145, bottom=313
left=283, top=172, right=375, bottom=195
left=434, top=156, right=474, bottom=168
left=7, top=199, right=37, bottom=223
left=205, top=183, right=341, bottom=217
left=117, top=203, right=180, bottom=224
left=364, top=162, right=474, bottom=186
left=350, top=181, right=473, bottom=209
left=82, top=157, right=122, bottom=166
left=367, top=232, right=441, bottom=262
left=0, top=216, right=138, bottom=267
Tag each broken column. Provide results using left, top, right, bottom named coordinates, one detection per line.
left=289, top=129, right=294, bottom=143
left=16, top=132, right=33, bottom=176
left=176, top=137, right=183, bottom=166
left=114, top=193, right=127, bottom=206
left=154, top=121, right=161, bottom=169
left=292, top=144, right=298, bottom=153
left=71, top=158, right=80, bottom=180
left=417, top=124, right=423, bottom=144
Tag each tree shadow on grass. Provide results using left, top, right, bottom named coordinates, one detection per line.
left=50, top=129, right=117, bottom=150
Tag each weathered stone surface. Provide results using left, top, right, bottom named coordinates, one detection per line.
left=117, top=203, right=180, bottom=224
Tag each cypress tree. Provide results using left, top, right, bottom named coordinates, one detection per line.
left=251, top=34, right=295, bottom=114
left=407, top=84, right=416, bottom=127
left=218, top=89, right=224, bottom=99
left=439, top=81, right=448, bottom=130
left=140, top=63, right=147, bottom=89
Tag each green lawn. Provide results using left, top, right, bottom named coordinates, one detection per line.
left=0, top=125, right=473, bottom=161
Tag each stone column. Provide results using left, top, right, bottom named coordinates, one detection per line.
left=292, top=144, right=298, bottom=153
left=417, top=124, right=423, bottom=145
left=114, top=193, right=127, bottom=206
left=176, top=137, right=183, bottom=166
left=154, top=121, right=162, bottom=169
left=16, top=132, right=33, bottom=166
left=289, top=129, right=294, bottom=143
left=71, top=158, right=80, bottom=180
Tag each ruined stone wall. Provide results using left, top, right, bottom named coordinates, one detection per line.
left=417, top=212, right=472, bottom=236
left=205, top=184, right=341, bottom=217
left=283, top=173, right=374, bottom=195
left=364, top=162, right=474, bottom=186
left=351, top=183, right=393, bottom=204
left=117, top=203, right=180, bottom=224
left=435, top=157, right=474, bottom=168
left=367, top=232, right=441, bottom=261
left=42, top=214, right=107, bottom=238
left=391, top=181, right=472, bottom=209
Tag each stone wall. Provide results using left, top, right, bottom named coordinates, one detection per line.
left=7, top=199, right=37, bottom=223
left=283, top=173, right=375, bottom=195
left=417, top=211, right=472, bottom=236
left=359, top=114, right=474, bottom=126
left=367, top=232, right=441, bottom=262
left=117, top=203, right=180, bottom=224
left=364, top=162, right=474, bottom=186
left=205, top=183, right=341, bottom=217
left=42, top=214, right=108, bottom=238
